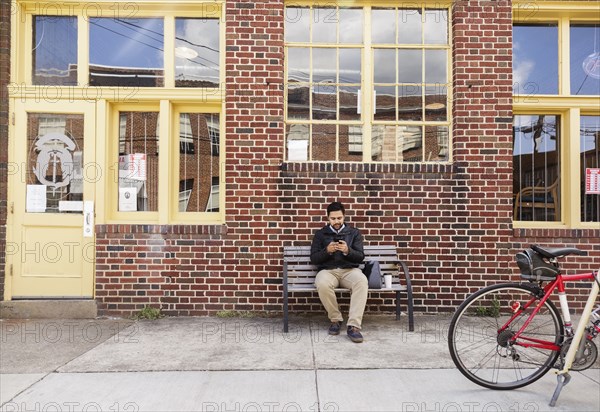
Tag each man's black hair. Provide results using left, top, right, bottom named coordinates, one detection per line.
left=327, top=201, right=345, bottom=215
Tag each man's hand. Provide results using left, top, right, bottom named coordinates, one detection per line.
left=326, top=242, right=338, bottom=254
left=327, top=241, right=349, bottom=255
left=337, top=240, right=349, bottom=255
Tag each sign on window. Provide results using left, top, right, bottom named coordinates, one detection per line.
left=586, top=168, right=600, bottom=194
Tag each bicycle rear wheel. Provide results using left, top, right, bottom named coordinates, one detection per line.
left=448, top=283, right=563, bottom=390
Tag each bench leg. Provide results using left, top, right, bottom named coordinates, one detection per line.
left=395, top=291, right=401, bottom=321
left=283, top=292, right=289, bottom=333
left=407, top=289, right=414, bottom=332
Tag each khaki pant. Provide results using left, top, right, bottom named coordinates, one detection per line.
left=314, top=267, right=368, bottom=329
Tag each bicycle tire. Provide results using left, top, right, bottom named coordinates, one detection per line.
left=448, top=283, right=564, bottom=390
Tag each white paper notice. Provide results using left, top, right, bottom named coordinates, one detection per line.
left=287, top=140, right=308, bottom=161
left=26, top=185, right=47, bottom=213
left=119, top=187, right=137, bottom=211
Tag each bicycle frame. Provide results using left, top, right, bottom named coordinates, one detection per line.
left=499, top=272, right=598, bottom=352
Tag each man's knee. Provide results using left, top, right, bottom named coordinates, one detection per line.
left=315, top=271, right=335, bottom=290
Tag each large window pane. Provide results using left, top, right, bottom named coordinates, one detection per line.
left=423, top=10, right=448, bottom=44
left=399, top=126, right=423, bottom=162
left=398, top=85, right=422, bottom=121
left=312, top=124, right=336, bottom=161
left=339, top=48, right=361, bottom=84
left=339, top=125, right=363, bottom=161
left=287, top=84, right=310, bottom=120
left=313, top=8, right=337, bottom=43
left=398, top=49, right=422, bottom=83
left=374, top=49, right=396, bottom=83
left=312, top=84, right=337, bottom=120
left=425, top=50, right=446, bottom=83
left=179, top=113, right=220, bottom=212
left=425, top=126, right=448, bottom=161
left=513, top=115, right=561, bottom=222
left=89, top=18, right=164, bottom=87
left=285, top=7, right=309, bottom=43
left=581, top=116, right=600, bottom=222
left=313, top=48, right=336, bottom=83
left=425, top=85, right=447, bottom=121
left=287, top=48, right=310, bottom=82
left=175, top=18, right=219, bottom=88
left=398, top=9, right=422, bottom=44
left=372, top=9, right=395, bottom=44
left=375, top=86, right=396, bottom=121
left=33, top=16, right=77, bottom=85
left=118, top=112, right=159, bottom=211
left=339, top=86, right=360, bottom=121
left=339, top=8, right=363, bottom=44
left=513, top=25, right=558, bottom=95
left=372, top=125, right=397, bottom=162
left=570, top=24, right=600, bottom=96
left=26, top=113, right=84, bottom=213
left=286, top=124, right=310, bottom=161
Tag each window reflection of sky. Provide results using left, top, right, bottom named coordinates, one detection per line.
left=89, top=18, right=164, bottom=69
left=513, top=25, right=558, bottom=95
left=34, top=16, right=77, bottom=75
left=571, top=25, right=600, bottom=96
left=175, top=18, right=220, bottom=85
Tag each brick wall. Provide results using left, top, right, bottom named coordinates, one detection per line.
left=9, top=0, right=599, bottom=316
left=0, top=0, right=11, bottom=301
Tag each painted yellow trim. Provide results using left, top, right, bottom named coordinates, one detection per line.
left=78, top=15, right=89, bottom=86
left=286, top=0, right=452, bottom=7
left=513, top=1, right=600, bottom=22
left=18, top=1, right=223, bottom=16
left=164, top=17, right=175, bottom=89
left=565, top=108, right=581, bottom=228
left=95, top=100, right=107, bottom=225
left=158, top=100, right=171, bottom=224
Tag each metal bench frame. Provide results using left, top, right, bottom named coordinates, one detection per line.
left=283, top=245, right=414, bottom=332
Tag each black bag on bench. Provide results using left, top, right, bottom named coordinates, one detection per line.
left=362, top=260, right=382, bottom=289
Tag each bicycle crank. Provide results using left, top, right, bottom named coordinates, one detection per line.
left=560, top=338, right=598, bottom=371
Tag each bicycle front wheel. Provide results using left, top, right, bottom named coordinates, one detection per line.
left=448, top=283, right=563, bottom=390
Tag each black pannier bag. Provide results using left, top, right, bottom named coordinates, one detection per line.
left=516, top=248, right=561, bottom=281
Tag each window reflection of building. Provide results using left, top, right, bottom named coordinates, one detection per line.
left=179, top=113, right=220, bottom=213
left=118, top=112, right=159, bottom=212
left=513, top=115, right=560, bottom=222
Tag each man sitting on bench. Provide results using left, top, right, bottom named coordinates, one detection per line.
left=310, top=201, right=367, bottom=343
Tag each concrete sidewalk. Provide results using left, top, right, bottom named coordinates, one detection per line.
left=1, top=315, right=599, bottom=411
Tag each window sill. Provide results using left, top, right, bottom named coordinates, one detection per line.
left=281, top=162, right=454, bottom=175
left=96, top=224, right=228, bottom=236
left=513, top=227, right=600, bottom=239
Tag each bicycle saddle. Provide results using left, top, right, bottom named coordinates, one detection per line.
left=531, top=245, right=587, bottom=259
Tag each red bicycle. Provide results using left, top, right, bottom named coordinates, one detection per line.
left=448, top=245, right=600, bottom=403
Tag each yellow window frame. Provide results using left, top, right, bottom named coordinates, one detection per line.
left=284, top=1, right=453, bottom=164
left=512, top=1, right=600, bottom=228
left=10, top=1, right=227, bottom=224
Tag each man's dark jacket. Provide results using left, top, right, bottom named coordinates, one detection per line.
left=310, top=224, right=365, bottom=270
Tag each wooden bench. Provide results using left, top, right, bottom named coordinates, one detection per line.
left=283, top=245, right=414, bottom=332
